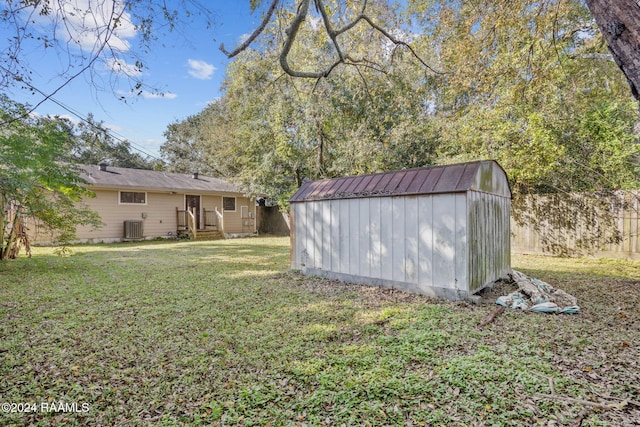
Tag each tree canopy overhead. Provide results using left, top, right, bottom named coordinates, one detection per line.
left=2, top=0, right=640, bottom=107
left=162, top=0, right=445, bottom=203
left=220, top=0, right=435, bottom=79
left=221, top=0, right=640, bottom=104
left=161, top=0, right=639, bottom=208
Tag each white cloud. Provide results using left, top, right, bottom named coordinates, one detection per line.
left=57, top=114, right=79, bottom=124
left=104, top=58, right=142, bottom=76
left=141, top=91, right=177, bottom=100
left=35, top=112, right=79, bottom=125
left=104, top=122, right=123, bottom=132
left=115, top=89, right=177, bottom=100
left=37, top=0, right=137, bottom=52
left=186, top=59, right=215, bottom=80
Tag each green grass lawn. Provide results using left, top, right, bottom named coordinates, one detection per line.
left=1, top=236, right=639, bottom=426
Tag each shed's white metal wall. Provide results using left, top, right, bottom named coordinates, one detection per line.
left=291, top=193, right=470, bottom=298
left=467, top=191, right=511, bottom=293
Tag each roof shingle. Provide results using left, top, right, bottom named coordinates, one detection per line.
left=79, top=165, right=241, bottom=194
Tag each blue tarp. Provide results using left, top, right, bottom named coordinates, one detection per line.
left=496, top=270, right=580, bottom=314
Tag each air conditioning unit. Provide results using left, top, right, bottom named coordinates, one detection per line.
left=124, top=220, right=143, bottom=239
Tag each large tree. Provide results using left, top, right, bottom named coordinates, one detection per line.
left=162, top=0, right=638, bottom=211
left=220, top=0, right=640, bottom=104
left=409, top=0, right=640, bottom=193
left=0, top=96, right=102, bottom=259
left=2, top=0, right=640, bottom=105
left=161, top=3, right=437, bottom=205
left=585, top=0, right=640, bottom=100
left=60, top=113, right=157, bottom=169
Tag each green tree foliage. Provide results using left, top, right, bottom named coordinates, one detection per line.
left=162, top=0, right=639, bottom=212
left=0, top=96, right=102, bottom=259
left=407, top=0, right=639, bottom=193
left=59, top=114, right=156, bottom=170
left=162, top=2, right=438, bottom=206
left=403, top=0, right=639, bottom=255
left=161, top=101, right=233, bottom=176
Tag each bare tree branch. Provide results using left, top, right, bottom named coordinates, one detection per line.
left=315, top=0, right=358, bottom=62
left=359, top=15, right=442, bottom=75
left=0, top=1, right=126, bottom=126
left=279, top=0, right=328, bottom=78
left=219, top=0, right=280, bottom=58
left=330, top=0, right=369, bottom=38
left=222, top=0, right=440, bottom=80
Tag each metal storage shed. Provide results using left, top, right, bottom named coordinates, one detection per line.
left=289, top=160, right=512, bottom=300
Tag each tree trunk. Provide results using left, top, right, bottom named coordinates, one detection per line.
left=1, top=210, right=19, bottom=260
left=316, top=120, right=324, bottom=176
left=0, top=194, right=5, bottom=260
left=585, top=0, right=640, bottom=101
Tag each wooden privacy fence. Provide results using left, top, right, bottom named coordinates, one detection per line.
left=511, top=190, right=640, bottom=259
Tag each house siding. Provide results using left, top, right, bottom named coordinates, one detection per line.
left=68, top=191, right=255, bottom=242
left=25, top=166, right=254, bottom=244
left=222, top=197, right=256, bottom=234
left=75, top=189, right=183, bottom=241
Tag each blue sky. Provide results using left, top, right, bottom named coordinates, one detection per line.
left=5, top=1, right=263, bottom=160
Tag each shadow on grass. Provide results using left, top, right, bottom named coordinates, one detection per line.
left=512, top=253, right=640, bottom=281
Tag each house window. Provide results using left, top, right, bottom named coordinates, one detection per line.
left=223, top=197, right=236, bottom=211
left=120, top=191, right=146, bottom=204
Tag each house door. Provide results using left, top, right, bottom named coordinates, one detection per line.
left=185, top=195, right=201, bottom=229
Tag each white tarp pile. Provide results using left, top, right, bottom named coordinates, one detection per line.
left=496, top=270, right=580, bottom=314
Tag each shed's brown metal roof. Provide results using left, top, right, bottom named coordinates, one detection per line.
left=289, top=160, right=510, bottom=202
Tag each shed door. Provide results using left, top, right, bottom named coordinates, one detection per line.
left=185, top=195, right=201, bottom=229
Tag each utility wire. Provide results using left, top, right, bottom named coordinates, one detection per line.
left=0, top=65, right=165, bottom=163
left=40, top=90, right=163, bottom=163
left=2, top=72, right=228, bottom=177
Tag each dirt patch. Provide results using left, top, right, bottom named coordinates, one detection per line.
left=474, top=278, right=519, bottom=306
left=284, top=271, right=438, bottom=308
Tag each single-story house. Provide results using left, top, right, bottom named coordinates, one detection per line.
left=36, top=163, right=256, bottom=243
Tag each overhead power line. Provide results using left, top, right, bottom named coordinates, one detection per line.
left=0, top=65, right=165, bottom=164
